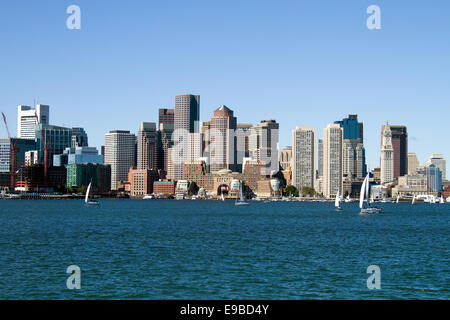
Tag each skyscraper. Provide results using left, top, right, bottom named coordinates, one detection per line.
left=249, top=120, right=279, bottom=175
left=408, top=153, right=419, bottom=175
left=209, top=106, right=237, bottom=172
left=71, top=127, right=88, bottom=148
left=292, top=127, right=316, bottom=192
left=158, top=108, right=174, bottom=126
left=17, top=104, right=49, bottom=139
left=187, top=132, right=204, bottom=161
left=323, top=124, right=343, bottom=198
left=426, top=154, right=446, bottom=180
left=380, top=122, right=394, bottom=185
left=381, top=124, right=408, bottom=178
left=137, top=122, right=158, bottom=170
left=335, top=115, right=366, bottom=180
left=172, top=94, right=200, bottom=180
left=157, top=122, right=174, bottom=172
left=104, top=131, right=136, bottom=190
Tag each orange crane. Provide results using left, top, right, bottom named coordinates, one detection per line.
left=1, top=112, right=19, bottom=190
left=34, top=111, right=51, bottom=187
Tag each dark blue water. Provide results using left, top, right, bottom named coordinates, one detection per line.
left=0, top=199, right=448, bottom=299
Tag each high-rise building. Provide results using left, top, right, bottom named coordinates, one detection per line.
left=381, top=124, right=408, bottom=178
left=420, top=164, right=443, bottom=194
left=318, top=139, right=323, bottom=178
left=17, top=104, right=49, bottom=139
left=0, top=138, right=37, bottom=180
left=249, top=120, right=279, bottom=175
left=278, top=147, right=292, bottom=171
left=66, top=163, right=111, bottom=193
left=408, top=153, right=419, bottom=175
left=157, top=122, right=174, bottom=172
left=323, top=124, right=343, bottom=198
left=335, top=115, right=366, bottom=180
left=426, top=154, right=446, bottom=180
left=209, top=106, right=237, bottom=172
left=158, top=108, right=175, bottom=126
left=137, top=122, right=158, bottom=170
left=71, top=127, right=88, bottom=148
left=292, top=127, right=316, bottom=192
left=236, top=124, right=252, bottom=171
left=36, top=124, right=73, bottom=166
left=380, top=122, right=394, bottom=185
left=104, top=130, right=136, bottom=190
left=172, top=94, right=200, bottom=180
left=187, top=132, right=203, bottom=161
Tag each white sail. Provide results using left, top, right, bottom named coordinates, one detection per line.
left=359, top=175, right=368, bottom=209
left=85, top=182, right=92, bottom=203
left=412, top=195, right=416, bottom=205
left=396, top=195, right=400, bottom=203
left=335, top=191, right=340, bottom=208
left=221, top=193, right=225, bottom=201
left=240, top=181, right=244, bottom=201
left=440, top=196, right=444, bottom=204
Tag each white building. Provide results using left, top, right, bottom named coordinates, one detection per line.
left=25, top=150, right=39, bottom=166
left=380, top=122, right=394, bottom=185
left=408, top=153, right=419, bottom=175
left=292, top=126, right=315, bottom=192
left=323, top=124, right=343, bottom=198
left=187, top=132, right=203, bottom=161
left=17, top=104, right=49, bottom=139
left=104, top=130, right=136, bottom=190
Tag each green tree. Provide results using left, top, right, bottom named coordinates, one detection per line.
left=302, top=186, right=316, bottom=197
left=284, top=185, right=299, bottom=197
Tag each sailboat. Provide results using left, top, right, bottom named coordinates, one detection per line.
left=396, top=195, right=400, bottom=204
left=221, top=193, right=225, bottom=201
left=412, top=195, right=416, bottom=205
left=344, top=195, right=353, bottom=203
left=335, top=191, right=342, bottom=211
left=85, top=182, right=100, bottom=206
left=360, top=174, right=382, bottom=214
left=235, top=181, right=250, bottom=206
left=440, top=196, right=445, bottom=204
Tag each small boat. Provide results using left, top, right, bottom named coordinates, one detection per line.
left=85, top=182, right=100, bottom=206
left=396, top=195, right=400, bottom=204
left=335, top=191, right=342, bottom=211
left=235, top=180, right=250, bottom=206
left=221, top=193, right=225, bottom=202
left=412, top=195, right=416, bottom=205
left=440, top=196, right=445, bottom=204
left=143, top=194, right=154, bottom=200
left=344, top=195, right=353, bottom=203
left=360, top=174, right=382, bottom=214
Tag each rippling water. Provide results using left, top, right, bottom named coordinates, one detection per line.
left=0, top=199, right=448, bottom=299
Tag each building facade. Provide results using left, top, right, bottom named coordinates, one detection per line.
left=17, top=104, right=49, bottom=139
left=382, top=124, right=408, bottom=178
left=104, top=130, right=136, bottom=190
left=380, top=122, right=394, bottom=185
left=323, top=124, right=343, bottom=198
left=137, top=122, right=158, bottom=170
left=408, top=153, right=419, bottom=175
left=66, top=163, right=111, bottom=193
left=426, top=154, right=446, bottom=181
left=292, top=127, right=315, bottom=191
left=209, top=106, right=237, bottom=172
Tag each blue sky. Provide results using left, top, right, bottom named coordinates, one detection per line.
left=1, top=0, right=449, bottom=172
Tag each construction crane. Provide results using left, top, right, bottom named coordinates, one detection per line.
left=1, top=112, right=19, bottom=190
left=34, top=111, right=51, bottom=187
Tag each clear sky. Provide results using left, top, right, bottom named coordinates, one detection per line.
left=1, top=0, right=449, bottom=172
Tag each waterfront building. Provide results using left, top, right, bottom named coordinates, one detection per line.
left=128, top=167, right=160, bottom=197
left=53, top=146, right=103, bottom=167
left=408, top=153, right=419, bottom=175
left=16, top=165, right=66, bottom=192
left=381, top=124, right=408, bottom=178
left=380, top=122, right=394, bottom=185
left=104, top=130, right=136, bottom=190
left=17, top=104, right=49, bottom=139
left=36, top=124, right=73, bottom=165
left=153, top=180, right=176, bottom=196
left=278, top=147, right=292, bottom=171
left=257, top=179, right=282, bottom=199
left=292, top=127, right=315, bottom=191
left=66, top=163, right=111, bottom=193
left=0, top=138, right=37, bottom=187
left=71, top=127, right=88, bottom=148
left=392, top=174, right=428, bottom=198
left=209, top=106, right=237, bottom=172
left=426, top=154, right=446, bottom=180
left=322, top=124, right=343, bottom=198
left=420, top=164, right=443, bottom=194
left=137, top=122, right=158, bottom=170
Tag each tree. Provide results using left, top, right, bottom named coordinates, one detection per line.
left=302, top=186, right=316, bottom=197
left=284, top=185, right=299, bottom=197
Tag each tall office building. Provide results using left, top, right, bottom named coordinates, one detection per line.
left=318, top=139, right=323, bottom=178
left=159, top=108, right=174, bottom=126
left=381, top=124, right=408, bottom=178
left=421, top=164, right=443, bottom=194
left=408, top=153, right=419, bottom=175
left=36, top=124, right=73, bottom=165
left=335, top=115, right=366, bottom=180
left=278, top=147, right=292, bottom=171
left=249, top=120, right=279, bottom=175
left=137, top=122, right=158, bottom=170
left=187, top=132, right=204, bottom=161
left=172, top=94, right=200, bottom=180
left=17, top=104, right=49, bottom=139
left=426, top=154, right=446, bottom=180
left=157, top=122, right=174, bottom=172
left=104, top=131, right=136, bottom=190
left=209, top=106, right=237, bottom=172
left=292, top=127, right=316, bottom=192
left=323, top=124, right=343, bottom=198
left=71, top=127, right=88, bottom=148
left=380, top=122, right=394, bottom=185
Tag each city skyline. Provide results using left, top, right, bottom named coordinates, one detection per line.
left=1, top=1, right=449, bottom=172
